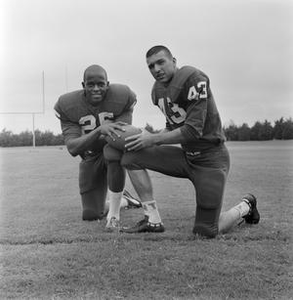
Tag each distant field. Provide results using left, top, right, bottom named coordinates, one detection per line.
left=0, top=141, right=292, bottom=300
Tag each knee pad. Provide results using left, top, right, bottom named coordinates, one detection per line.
left=103, top=144, right=123, bottom=161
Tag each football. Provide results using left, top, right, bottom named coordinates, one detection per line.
left=106, top=124, right=142, bottom=151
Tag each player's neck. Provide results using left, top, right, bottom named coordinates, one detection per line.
left=161, top=68, right=178, bottom=87
left=84, top=95, right=103, bottom=108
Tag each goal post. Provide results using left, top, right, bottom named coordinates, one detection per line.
left=0, top=71, right=45, bottom=147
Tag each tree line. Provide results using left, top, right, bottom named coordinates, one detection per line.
left=223, top=117, right=293, bottom=141
left=0, top=129, right=64, bottom=147
left=146, top=118, right=293, bottom=141
left=0, top=117, right=292, bottom=147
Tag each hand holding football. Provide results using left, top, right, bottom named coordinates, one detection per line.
left=106, top=124, right=142, bottom=151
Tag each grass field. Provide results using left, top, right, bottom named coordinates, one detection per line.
left=0, top=141, right=292, bottom=300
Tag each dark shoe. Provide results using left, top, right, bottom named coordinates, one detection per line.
left=120, top=216, right=165, bottom=233
left=242, top=193, right=260, bottom=224
left=123, top=190, right=142, bottom=209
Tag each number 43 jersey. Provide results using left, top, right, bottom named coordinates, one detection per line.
left=151, top=66, right=226, bottom=152
left=54, top=84, right=136, bottom=153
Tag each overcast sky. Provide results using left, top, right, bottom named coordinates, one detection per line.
left=0, top=0, right=292, bottom=134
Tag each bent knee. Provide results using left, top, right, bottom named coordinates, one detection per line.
left=121, top=152, right=141, bottom=169
left=103, top=144, right=123, bottom=161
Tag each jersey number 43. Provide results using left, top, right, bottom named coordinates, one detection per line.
left=157, top=97, right=186, bottom=125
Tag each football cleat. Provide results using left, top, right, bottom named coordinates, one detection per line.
left=105, top=217, right=121, bottom=231
left=123, top=190, right=142, bottom=209
left=242, top=193, right=260, bottom=224
left=120, top=216, right=165, bottom=233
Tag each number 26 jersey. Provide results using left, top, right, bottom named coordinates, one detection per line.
left=54, top=84, right=136, bottom=153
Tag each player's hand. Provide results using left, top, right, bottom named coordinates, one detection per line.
left=125, top=130, right=155, bottom=151
left=100, top=121, right=127, bottom=141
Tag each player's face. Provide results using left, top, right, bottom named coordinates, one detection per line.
left=83, top=73, right=109, bottom=106
left=147, top=50, right=176, bottom=85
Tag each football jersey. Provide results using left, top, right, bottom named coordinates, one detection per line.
left=151, top=66, right=225, bottom=152
left=54, top=84, right=136, bottom=154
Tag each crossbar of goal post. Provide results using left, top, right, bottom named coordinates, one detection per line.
left=0, top=71, right=45, bottom=148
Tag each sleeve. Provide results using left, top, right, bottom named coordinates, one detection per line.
left=179, top=74, right=210, bottom=141
left=54, top=100, right=82, bottom=144
left=115, top=88, right=137, bottom=124
left=60, top=121, right=82, bottom=144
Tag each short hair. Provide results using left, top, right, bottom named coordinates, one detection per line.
left=83, top=65, right=107, bottom=82
left=146, top=45, right=173, bottom=59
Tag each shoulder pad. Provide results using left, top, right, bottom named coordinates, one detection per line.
left=56, top=90, right=84, bottom=109
left=168, top=66, right=205, bottom=101
left=107, top=84, right=131, bottom=100
left=105, top=84, right=136, bottom=109
left=151, top=66, right=197, bottom=104
left=171, top=66, right=197, bottom=88
left=54, top=90, right=84, bottom=121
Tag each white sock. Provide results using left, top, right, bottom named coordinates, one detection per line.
left=106, top=194, right=128, bottom=208
left=120, top=196, right=128, bottom=208
left=142, top=200, right=162, bottom=224
left=107, top=190, right=123, bottom=221
left=233, top=201, right=250, bottom=218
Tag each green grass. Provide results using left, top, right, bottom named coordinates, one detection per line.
left=0, top=141, right=292, bottom=300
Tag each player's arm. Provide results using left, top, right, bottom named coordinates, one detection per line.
left=124, top=111, right=187, bottom=151
left=151, top=127, right=186, bottom=144
left=65, top=126, right=103, bottom=157
left=125, top=127, right=185, bottom=151
left=115, top=90, right=136, bottom=124
left=61, top=120, right=126, bottom=157
left=151, top=99, right=208, bottom=146
left=179, top=77, right=209, bottom=141
left=154, top=75, right=210, bottom=144
left=125, top=77, right=209, bottom=151
left=115, top=107, right=133, bottom=124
